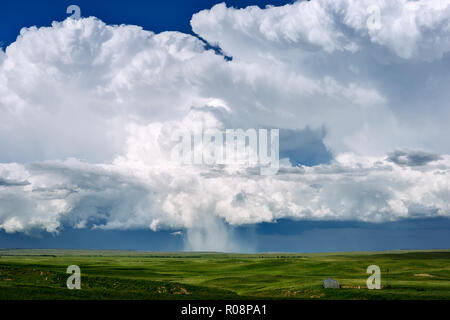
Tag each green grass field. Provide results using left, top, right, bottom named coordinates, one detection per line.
left=0, top=249, right=449, bottom=300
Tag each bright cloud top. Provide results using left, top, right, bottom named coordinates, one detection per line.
left=0, top=0, right=450, bottom=250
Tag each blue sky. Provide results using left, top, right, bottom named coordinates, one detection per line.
left=0, top=0, right=292, bottom=47
left=0, top=0, right=450, bottom=252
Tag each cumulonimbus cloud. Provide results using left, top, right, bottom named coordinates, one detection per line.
left=0, top=1, right=450, bottom=251
left=1, top=111, right=449, bottom=245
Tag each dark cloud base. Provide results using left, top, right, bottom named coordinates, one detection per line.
left=1, top=218, right=449, bottom=253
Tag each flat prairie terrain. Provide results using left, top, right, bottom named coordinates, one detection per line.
left=0, top=249, right=449, bottom=299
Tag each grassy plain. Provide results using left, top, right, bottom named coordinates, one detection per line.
left=0, top=249, right=449, bottom=300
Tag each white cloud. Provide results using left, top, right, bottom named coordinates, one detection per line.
left=192, top=0, right=450, bottom=60
left=1, top=113, right=449, bottom=247
left=0, top=1, right=450, bottom=250
left=191, top=0, right=450, bottom=154
left=0, top=18, right=223, bottom=162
